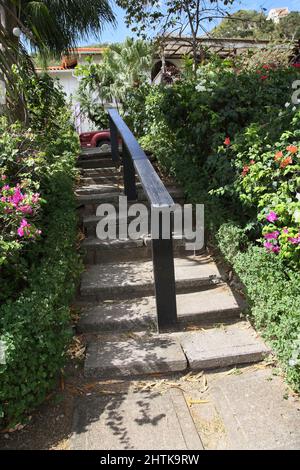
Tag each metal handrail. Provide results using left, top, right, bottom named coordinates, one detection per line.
left=108, top=108, right=177, bottom=331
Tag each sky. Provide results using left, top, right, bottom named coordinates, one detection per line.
left=82, top=0, right=300, bottom=45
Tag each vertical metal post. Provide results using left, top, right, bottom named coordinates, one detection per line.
left=109, top=116, right=120, bottom=165
left=152, top=211, right=177, bottom=331
left=122, top=145, right=137, bottom=201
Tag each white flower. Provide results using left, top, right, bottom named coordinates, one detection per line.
left=289, top=359, right=297, bottom=367
left=285, top=102, right=290, bottom=108
left=196, top=85, right=206, bottom=92
left=294, top=209, right=300, bottom=223
left=292, top=106, right=297, bottom=111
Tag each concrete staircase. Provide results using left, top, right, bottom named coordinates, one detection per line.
left=76, top=150, right=270, bottom=379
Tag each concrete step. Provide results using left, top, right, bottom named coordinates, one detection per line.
left=80, top=167, right=120, bottom=178
left=76, top=183, right=121, bottom=196
left=80, top=254, right=222, bottom=301
left=77, top=158, right=118, bottom=169
left=78, top=285, right=243, bottom=334
left=79, top=149, right=115, bottom=160
left=80, top=175, right=122, bottom=185
left=81, top=236, right=203, bottom=263
left=76, top=187, right=184, bottom=209
left=180, top=323, right=271, bottom=370
left=84, top=323, right=270, bottom=378
left=85, top=334, right=187, bottom=378
left=78, top=148, right=154, bottom=161
left=76, top=182, right=178, bottom=197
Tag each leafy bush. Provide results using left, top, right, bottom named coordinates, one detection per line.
left=127, top=58, right=300, bottom=389
left=0, top=73, right=81, bottom=425
left=234, top=247, right=300, bottom=391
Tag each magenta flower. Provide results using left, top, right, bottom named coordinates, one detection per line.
left=264, top=231, right=280, bottom=240
left=272, top=246, right=280, bottom=253
left=266, top=211, right=278, bottom=223
left=12, top=188, right=24, bottom=206
left=17, top=219, right=29, bottom=238
left=31, top=193, right=40, bottom=204
left=2, top=185, right=10, bottom=191
left=282, top=228, right=289, bottom=234
left=288, top=235, right=300, bottom=244
left=19, top=205, right=33, bottom=215
left=264, top=241, right=274, bottom=250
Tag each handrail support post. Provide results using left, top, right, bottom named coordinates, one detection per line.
left=152, top=211, right=178, bottom=331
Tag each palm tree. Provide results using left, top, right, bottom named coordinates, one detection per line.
left=0, top=0, right=116, bottom=120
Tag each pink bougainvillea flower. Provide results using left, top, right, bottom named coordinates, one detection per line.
left=17, top=227, right=24, bottom=237
left=274, top=151, right=283, bottom=161
left=264, top=241, right=274, bottom=250
left=12, top=187, right=24, bottom=206
left=264, top=231, right=280, bottom=240
left=1, top=175, right=7, bottom=181
left=266, top=211, right=278, bottom=223
left=31, top=193, right=40, bottom=204
left=286, top=145, right=298, bottom=154
left=280, top=156, right=293, bottom=168
left=288, top=235, right=300, bottom=244
left=282, top=228, right=289, bottom=234
left=272, top=246, right=280, bottom=253
left=224, top=137, right=231, bottom=146
left=242, top=165, right=250, bottom=177
left=2, top=185, right=10, bottom=191
left=250, top=160, right=255, bottom=165
left=17, top=218, right=30, bottom=238
left=19, top=205, right=33, bottom=215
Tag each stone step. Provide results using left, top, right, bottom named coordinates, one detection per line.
left=80, top=167, right=120, bottom=178
left=84, top=323, right=270, bottom=378
left=77, top=158, right=118, bottom=169
left=76, top=182, right=178, bottom=197
left=76, top=183, right=121, bottom=196
left=80, top=254, right=222, bottom=301
left=180, top=323, right=271, bottom=370
left=78, top=285, right=243, bottom=334
left=81, top=236, right=202, bottom=263
left=85, top=334, right=187, bottom=378
left=78, top=148, right=154, bottom=161
left=80, top=175, right=123, bottom=185
left=79, top=149, right=115, bottom=160
left=76, top=187, right=184, bottom=208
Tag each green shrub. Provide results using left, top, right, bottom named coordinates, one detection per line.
left=127, top=58, right=300, bottom=390
left=0, top=73, right=82, bottom=425
left=234, top=247, right=300, bottom=391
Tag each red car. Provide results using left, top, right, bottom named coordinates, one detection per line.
left=79, top=130, right=112, bottom=151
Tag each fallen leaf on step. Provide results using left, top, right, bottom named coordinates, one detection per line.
left=187, top=398, right=210, bottom=407
left=223, top=367, right=242, bottom=376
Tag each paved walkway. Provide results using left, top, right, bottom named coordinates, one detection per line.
left=71, top=148, right=300, bottom=450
